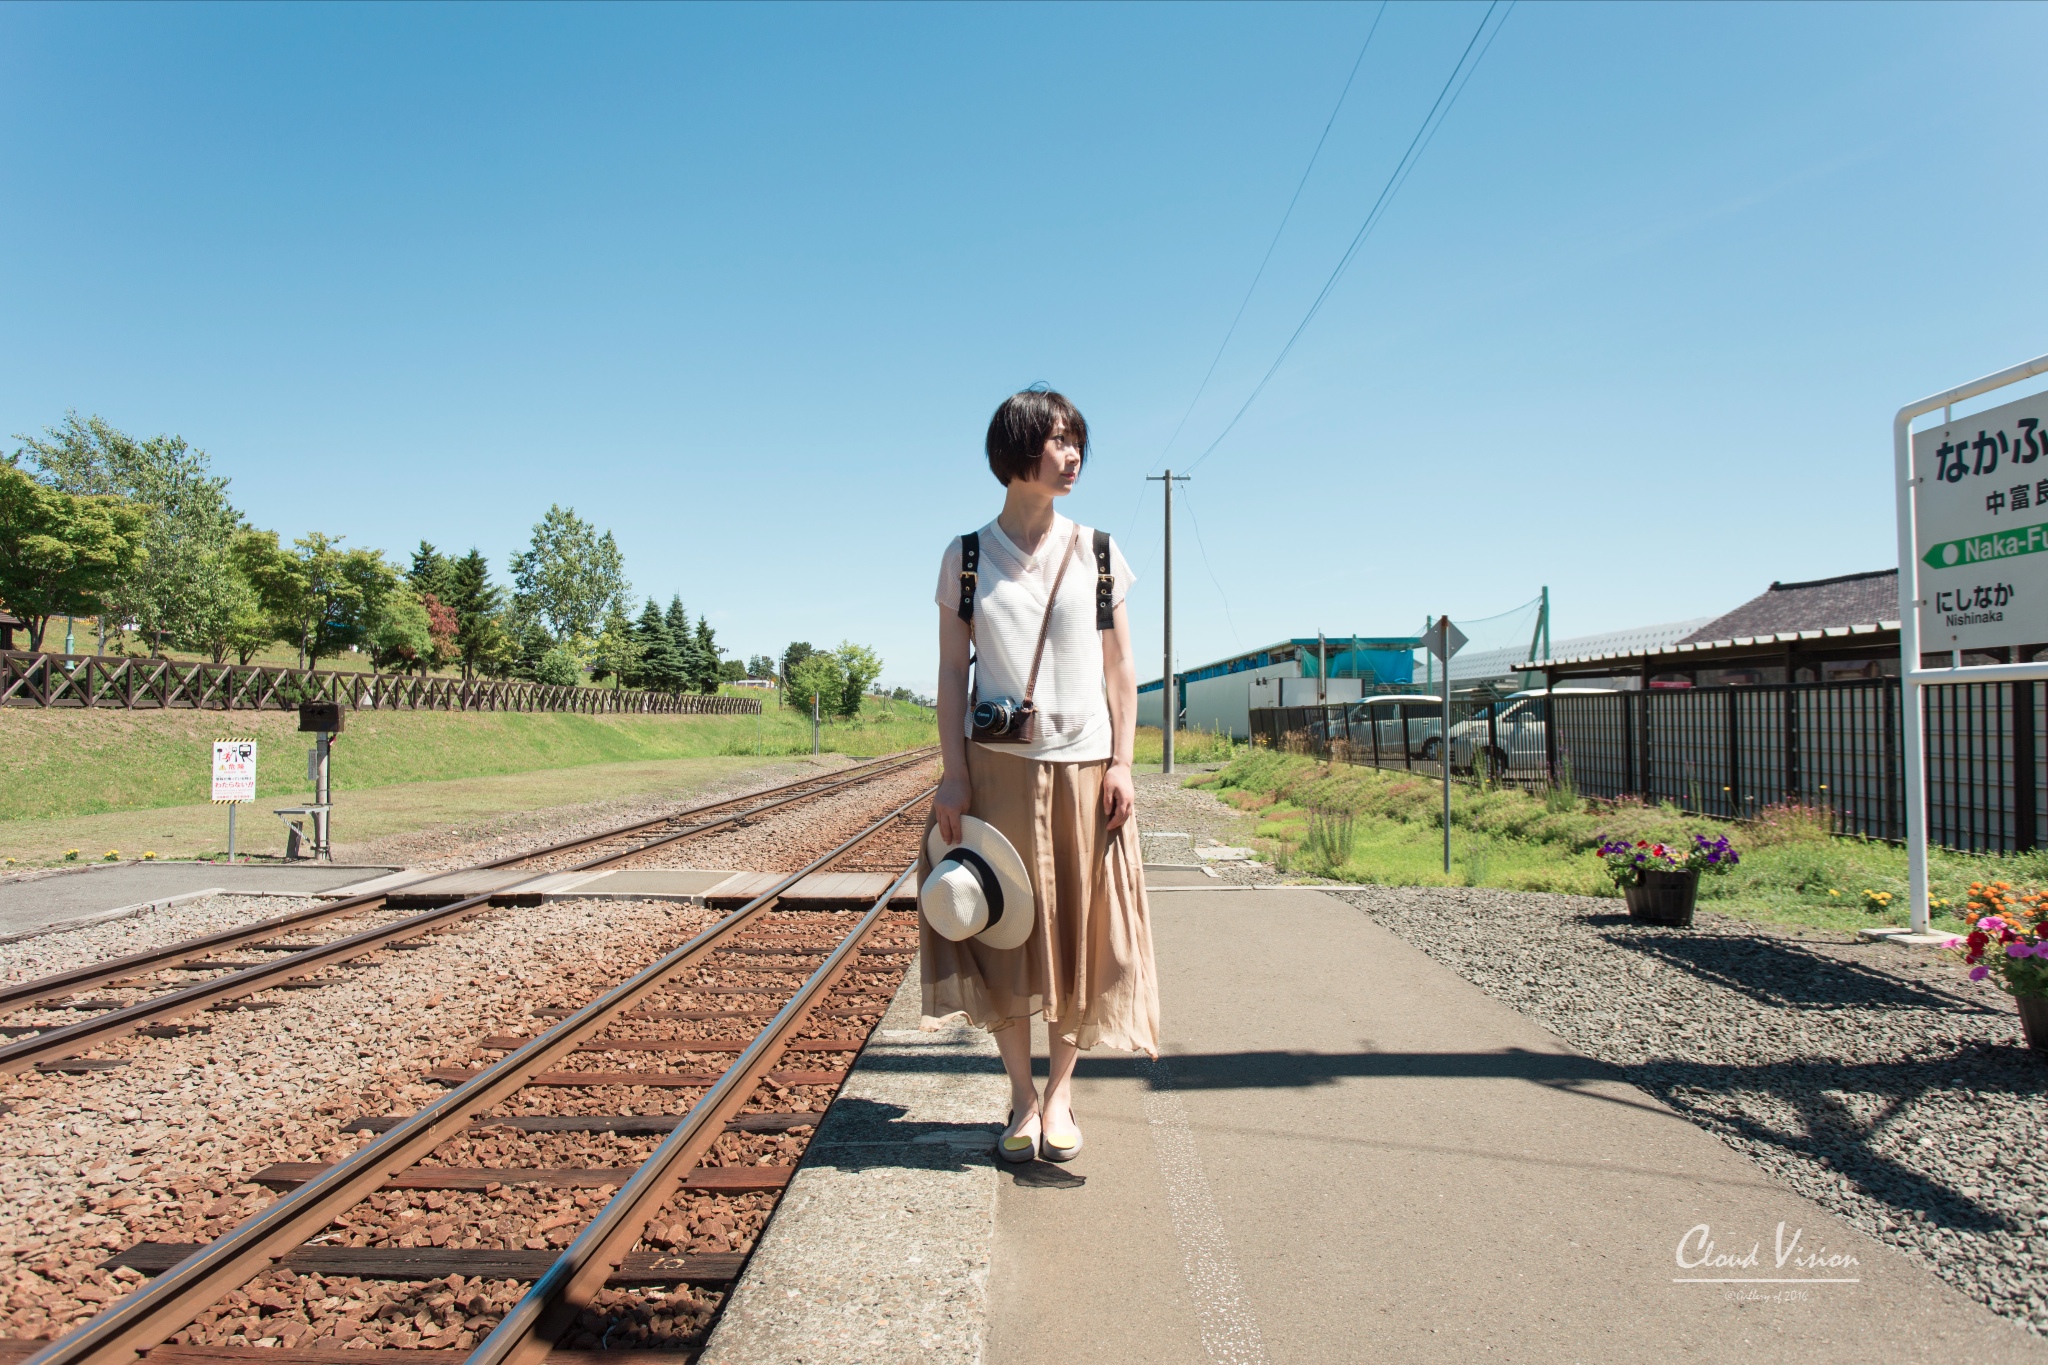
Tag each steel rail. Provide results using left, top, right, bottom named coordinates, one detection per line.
left=474, top=860, right=915, bottom=1365
left=0, top=747, right=932, bottom=1016
left=0, top=752, right=935, bottom=1074
left=22, top=783, right=934, bottom=1365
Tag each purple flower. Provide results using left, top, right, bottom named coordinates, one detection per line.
left=2009, top=941, right=2035, bottom=959
left=1971, top=965, right=1992, bottom=981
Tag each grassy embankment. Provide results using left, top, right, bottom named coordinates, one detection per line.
left=0, top=698, right=936, bottom=865
left=1192, top=749, right=2010, bottom=936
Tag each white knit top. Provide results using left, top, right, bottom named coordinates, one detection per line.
left=934, top=514, right=1136, bottom=762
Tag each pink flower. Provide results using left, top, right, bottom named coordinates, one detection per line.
left=2009, top=941, right=2036, bottom=959
left=1943, top=937, right=1964, bottom=949
left=1980, top=915, right=2008, bottom=934
left=1970, top=965, right=1992, bottom=981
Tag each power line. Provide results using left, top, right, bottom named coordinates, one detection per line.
left=1176, top=483, right=1244, bottom=653
left=1149, top=2, right=1389, bottom=477
left=1183, top=0, right=1513, bottom=476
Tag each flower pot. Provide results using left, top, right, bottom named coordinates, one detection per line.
left=2017, top=996, right=2048, bottom=1053
left=1626, top=869, right=1699, bottom=927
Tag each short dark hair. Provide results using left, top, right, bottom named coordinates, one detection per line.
left=985, top=388, right=1089, bottom=486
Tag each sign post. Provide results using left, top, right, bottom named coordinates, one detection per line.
left=1897, top=352, right=2048, bottom=935
left=211, top=740, right=257, bottom=864
left=1427, top=616, right=1468, bottom=875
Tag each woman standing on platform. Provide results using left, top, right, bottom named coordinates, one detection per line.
left=918, top=387, right=1159, bottom=1165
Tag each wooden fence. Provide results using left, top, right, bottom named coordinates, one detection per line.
left=0, top=651, right=761, bottom=716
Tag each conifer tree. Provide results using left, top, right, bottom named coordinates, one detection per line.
left=635, top=598, right=689, bottom=692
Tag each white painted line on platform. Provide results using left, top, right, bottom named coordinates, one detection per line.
left=1138, top=1057, right=1268, bottom=1365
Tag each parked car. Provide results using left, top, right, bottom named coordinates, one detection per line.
left=1447, top=687, right=1615, bottom=776
left=1341, top=694, right=1445, bottom=760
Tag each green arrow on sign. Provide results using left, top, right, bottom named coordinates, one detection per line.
left=1923, top=521, right=2048, bottom=570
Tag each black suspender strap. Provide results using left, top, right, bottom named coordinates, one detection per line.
left=957, top=532, right=980, bottom=623
left=1093, top=529, right=1114, bottom=630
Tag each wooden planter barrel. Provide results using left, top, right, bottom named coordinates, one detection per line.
left=2016, top=996, right=2048, bottom=1054
left=1625, top=869, right=1700, bottom=927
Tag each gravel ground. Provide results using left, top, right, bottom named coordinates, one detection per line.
left=1336, top=884, right=2048, bottom=1335
left=0, top=767, right=932, bottom=1344
left=1132, top=766, right=1283, bottom=887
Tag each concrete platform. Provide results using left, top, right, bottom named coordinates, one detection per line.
left=987, top=886, right=2045, bottom=1364
left=698, top=948, right=1005, bottom=1364
left=704, top=877, right=2047, bottom=1363
left=0, top=862, right=398, bottom=941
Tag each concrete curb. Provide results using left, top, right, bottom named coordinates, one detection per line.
left=699, top=955, right=1006, bottom=1365
left=0, top=886, right=226, bottom=945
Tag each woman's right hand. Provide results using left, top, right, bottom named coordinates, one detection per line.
left=934, top=768, right=971, bottom=845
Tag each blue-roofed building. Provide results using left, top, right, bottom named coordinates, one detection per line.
left=1137, top=636, right=1421, bottom=738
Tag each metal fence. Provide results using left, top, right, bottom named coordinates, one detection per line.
left=1252, top=677, right=2044, bottom=854
left=0, top=651, right=761, bottom=716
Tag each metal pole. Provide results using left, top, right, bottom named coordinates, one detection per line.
left=1318, top=632, right=1327, bottom=706
left=314, top=731, right=332, bottom=861
left=1441, top=618, right=1453, bottom=876
left=811, top=693, right=820, bottom=755
left=1164, top=470, right=1175, bottom=775
left=227, top=803, right=236, bottom=865
left=1148, top=470, right=1188, bottom=774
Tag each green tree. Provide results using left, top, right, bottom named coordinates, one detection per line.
left=747, top=654, right=776, bottom=679
left=0, top=464, right=147, bottom=650
left=15, top=413, right=242, bottom=656
left=370, top=587, right=434, bottom=674
left=788, top=652, right=847, bottom=719
left=589, top=601, right=643, bottom=690
left=536, top=644, right=583, bottom=687
left=509, top=616, right=554, bottom=682
left=408, top=541, right=454, bottom=601
left=444, top=549, right=507, bottom=680
left=633, top=598, right=689, bottom=692
left=692, top=616, right=723, bottom=694
left=233, top=531, right=399, bottom=670
left=509, top=505, right=628, bottom=642
left=179, top=549, right=271, bottom=664
left=835, top=641, right=883, bottom=718
left=780, top=641, right=816, bottom=705
left=719, top=658, right=747, bottom=683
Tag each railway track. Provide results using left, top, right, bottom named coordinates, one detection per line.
left=20, top=782, right=935, bottom=1365
left=0, top=750, right=936, bottom=1077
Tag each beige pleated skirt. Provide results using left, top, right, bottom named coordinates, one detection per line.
left=918, top=744, right=1160, bottom=1055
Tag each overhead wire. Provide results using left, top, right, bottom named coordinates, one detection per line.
left=1148, top=2, right=1388, bottom=477
left=1119, top=5, right=1390, bottom=547
left=1183, top=0, right=1514, bottom=476
left=1176, top=483, right=1245, bottom=653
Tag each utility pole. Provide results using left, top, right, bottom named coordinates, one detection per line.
left=1148, top=470, right=1190, bottom=773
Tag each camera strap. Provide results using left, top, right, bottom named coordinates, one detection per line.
left=1020, top=528, right=1081, bottom=709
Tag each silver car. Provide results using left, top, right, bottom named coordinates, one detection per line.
left=1447, top=688, right=1614, bottom=777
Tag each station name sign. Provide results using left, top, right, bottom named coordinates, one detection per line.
left=1912, top=388, right=2048, bottom=651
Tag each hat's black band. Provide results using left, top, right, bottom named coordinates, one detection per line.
left=947, top=847, right=1005, bottom=928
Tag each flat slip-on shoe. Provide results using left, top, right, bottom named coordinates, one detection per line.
left=1041, top=1121, right=1083, bottom=1163
left=999, top=1109, right=1040, bottom=1164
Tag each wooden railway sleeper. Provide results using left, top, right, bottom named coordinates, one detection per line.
left=0, top=747, right=932, bottom=1019
left=19, top=784, right=934, bottom=1365
left=471, top=863, right=918, bottom=1365
left=0, top=753, right=934, bottom=1074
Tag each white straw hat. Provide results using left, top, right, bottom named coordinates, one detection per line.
left=920, top=816, right=1034, bottom=950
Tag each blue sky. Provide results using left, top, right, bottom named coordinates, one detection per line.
left=5, top=2, right=2046, bottom=691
